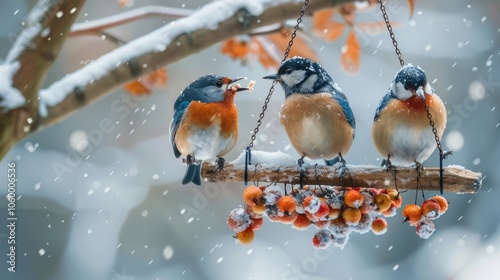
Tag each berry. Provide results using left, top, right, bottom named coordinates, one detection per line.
left=312, top=229, right=332, bottom=249
left=342, top=207, right=362, bottom=225
left=314, top=201, right=330, bottom=219
left=279, top=211, right=298, bottom=224
left=314, top=220, right=330, bottom=229
left=371, top=217, right=388, bottom=235
left=236, top=228, right=255, bottom=245
left=329, top=217, right=350, bottom=237
left=243, top=185, right=263, bottom=206
left=431, top=195, right=448, bottom=214
left=278, top=196, right=297, bottom=215
left=248, top=202, right=267, bottom=216
left=344, top=189, right=364, bottom=208
left=416, top=218, right=435, bottom=239
left=402, top=204, right=423, bottom=225
left=303, top=195, right=321, bottom=214
left=263, top=185, right=284, bottom=206
left=292, top=214, right=311, bottom=231
left=359, top=191, right=375, bottom=214
left=386, top=189, right=403, bottom=208
left=352, top=213, right=372, bottom=234
left=421, top=199, right=441, bottom=220
left=374, top=193, right=392, bottom=212
left=328, top=207, right=341, bottom=220
left=227, top=207, right=251, bottom=232
left=382, top=201, right=398, bottom=217
left=250, top=217, right=263, bottom=230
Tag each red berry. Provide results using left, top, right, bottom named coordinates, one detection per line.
left=227, top=207, right=251, bottom=232
left=312, top=229, right=332, bottom=249
left=314, top=201, right=330, bottom=219
left=416, top=218, right=435, bottom=239
left=250, top=217, right=263, bottom=230
left=292, top=214, right=311, bottom=231
left=431, top=195, right=448, bottom=215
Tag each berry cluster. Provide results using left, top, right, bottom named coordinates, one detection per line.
left=402, top=195, right=448, bottom=239
left=227, top=185, right=406, bottom=248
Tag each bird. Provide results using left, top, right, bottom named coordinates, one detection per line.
left=263, top=56, right=356, bottom=179
left=372, top=64, right=447, bottom=169
left=169, top=74, right=248, bottom=186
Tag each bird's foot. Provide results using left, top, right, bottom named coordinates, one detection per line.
left=215, top=157, right=226, bottom=172
left=183, top=155, right=199, bottom=166
left=337, top=153, right=352, bottom=189
left=298, top=157, right=307, bottom=188
left=384, top=157, right=399, bottom=192
left=443, top=150, right=453, bottom=159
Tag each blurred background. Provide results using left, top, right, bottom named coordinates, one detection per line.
left=0, top=0, right=499, bottom=279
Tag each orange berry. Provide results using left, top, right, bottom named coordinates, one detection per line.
left=386, top=190, right=403, bottom=208
left=278, top=196, right=297, bottom=215
left=236, top=228, right=255, bottom=245
left=292, top=214, right=311, bottom=230
left=250, top=217, right=263, bottom=230
left=279, top=211, right=298, bottom=224
left=243, top=185, right=263, bottom=206
left=421, top=199, right=441, bottom=220
left=314, top=202, right=330, bottom=219
left=374, top=193, right=392, bottom=212
left=371, top=217, right=388, bottom=235
left=314, top=220, right=330, bottom=229
left=382, top=201, right=398, bottom=217
left=431, top=195, right=448, bottom=214
left=303, top=196, right=320, bottom=214
left=342, top=207, right=362, bottom=225
left=344, top=189, right=364, bottom=208
left=402, top=204, right=423, bottom=225
left=248, top=202, right=267, bottom=215
left=328, top=207, right=341, bottom=220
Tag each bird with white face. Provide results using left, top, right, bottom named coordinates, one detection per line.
left=263, top=56, right=356, bottom=181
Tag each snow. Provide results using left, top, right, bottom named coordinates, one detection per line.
left=231, top=150, right=296, bottom=166
left=39, top=0, right=267, bottom=117
left=0, top=62, right=26, bottom=109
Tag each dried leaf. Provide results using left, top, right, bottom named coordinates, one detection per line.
left=338, top=4, right=356, bottom=27
left=313, top=8, right=335, bottom=28
left=221, top=38, right=250, bottom=60
left=408, top=0, right=415, bottom=18
left=266, top=30, right=318, bottom=61
left=340, top=30, right=360, bottom=74
left=124, top=68, right=167, bottom=95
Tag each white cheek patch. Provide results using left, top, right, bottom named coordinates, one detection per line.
left=300, top=74, right=318, bottom=92
left=392, top=81, right=412, bottom=100
left=282, top=70, right=306, bottom=87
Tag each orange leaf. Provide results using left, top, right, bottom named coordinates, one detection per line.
left=338, top=4, right=356, bottom=27
left=117, top=0, right=132, bottom=8
left=408, top=0, right=415, bottom=18
left=356, top=21, right=399, bottom=35
left=313, top=8, right=335, bottom=29
left=124, top=68, right=168, bottom=95
left=253, top=38, right=280, bottom=69
left=221, top=38, right=250, bottom=60
left=340, top=30, right=361, bottom=74
left=315, top=21, right=345, bottom=41
left=266, top=30, right=318, bottom=61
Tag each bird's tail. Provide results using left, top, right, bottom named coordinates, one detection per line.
left=182, top=163, right=202, bottom=186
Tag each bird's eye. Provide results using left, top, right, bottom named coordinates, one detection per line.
left=216, top=80, right=223, bottom=87
left=285, top=68, right=293, bottom=75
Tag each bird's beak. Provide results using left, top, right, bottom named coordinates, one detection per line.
left=416, top=85, right=426, bottom=101
left=228, top=77, right=248, bottom=92
left=262, top=74, right=280, bottom=80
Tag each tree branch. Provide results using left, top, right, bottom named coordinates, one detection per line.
left=37, top=0, right=352, bottom=131
left=201, top=163, right=482, bottom=194
left=0, top=0, right=85, bottom=159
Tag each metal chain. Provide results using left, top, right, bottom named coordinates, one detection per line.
left=377, top=0, right=405, bottom=67
left=248, top=0, right=309, bottom=148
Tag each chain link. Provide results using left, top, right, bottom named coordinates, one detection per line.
left=377, top=0, right=404, bottom=67
left=248, top=0, right=309, bottom=148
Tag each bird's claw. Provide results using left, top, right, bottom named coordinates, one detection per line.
left=183, top=155, right=199, bottom=166
left=443, top=150, right=453, bottom=159
left=215, top=157, right=226, bottom=172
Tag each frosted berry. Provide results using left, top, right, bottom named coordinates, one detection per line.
left=344, top=189, right=364, bottom=208
left=250, top=217, right=263, bottom=230
left=279, top=211, right=298, bottom=224
left=303, top=195, right=321, bottom=214
left=421, top=199, right=441, bottom=220
left=314, top=201, right=330, bottom=219
left=416, top=218, right=435, bottom=239
left=243, top=185, right=263, bottom=206
left=342, top=207, right=362, bottom=226
left=312, top=229, right=332, bottom=249
left=227, top=207, right=251, bottom=232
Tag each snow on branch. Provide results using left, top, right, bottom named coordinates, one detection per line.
left=200, top=152, right=482, bottom=194
left=38, top=0, right=352, bottom=127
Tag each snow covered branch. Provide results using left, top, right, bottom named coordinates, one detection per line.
left=0, top=0, right=85, bottom=159
left=200, top=151, right=481, bottom=194
left=201, top=163, right=481, bottom=193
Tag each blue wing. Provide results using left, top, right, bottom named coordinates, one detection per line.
left=323, top=83, right=356, bottom=135
left=170, top=100, right=190, bottom=158
left=374, top=88, right=395, bottom=121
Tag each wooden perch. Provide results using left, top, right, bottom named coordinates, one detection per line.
left=201, top=163, right=481, bottom=194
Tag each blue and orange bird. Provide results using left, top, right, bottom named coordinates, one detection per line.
left=263, top=57, right=356, bottom=176
left=372, top=64, right=447, bottom=169
left=169, top=74, right=248, bottom=186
